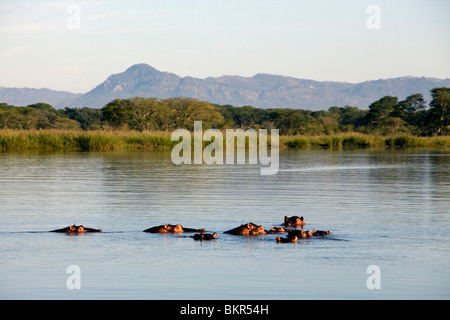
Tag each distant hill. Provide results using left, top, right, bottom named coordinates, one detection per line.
left=2, top=64, right=450, bottom=110
left=0, top=87, right=81, bottom=108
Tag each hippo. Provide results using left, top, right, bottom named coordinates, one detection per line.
left=267, top=226, right=287, bottom=233
left=282, top=216, right=306, bottom=227
left=224, top=222, right=267, bottom=236
left=267, top=227, right=287, bottom=233
left=193, top=232, right=217, bottom=241
left=50, top=225, right=102, bottom=233
left=312, top=229, right=331, bottom=236
left=286, top=229, right=305, bottom=238
left=286, top=229, right=313, bottom=239
left=276, top=236, right=298, bottom=243
left=143, top=224, right=206, bottom=234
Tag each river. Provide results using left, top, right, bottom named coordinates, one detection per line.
left=0, top=148, right=449, bottom=299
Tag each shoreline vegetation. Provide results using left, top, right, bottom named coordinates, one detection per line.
left=0, top=129, right=448, bottom=151
left=1, top=87, right=448, bottom=151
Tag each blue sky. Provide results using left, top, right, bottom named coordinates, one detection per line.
left=0, top=0, right=449, bottom=93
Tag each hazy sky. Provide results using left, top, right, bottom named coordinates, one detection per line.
left=1, top=0, right=449, bottom=93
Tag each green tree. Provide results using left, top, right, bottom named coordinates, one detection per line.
left=101, top=97, right=224, bottom=131
left=340, top=106, right=368, bottom=128
left=0, top=103, right=80, bottom=129
left=61, top=107, right=103, bottom=130
left=392, top=94, right=426, bottom=122
left=164, top=97, right=224, bottom=131
left=427, top=87, right=450, bottom=135
left=365, top=96, right=398, bottom=129
left=102, top=99, right=134, bottom=129
left=268, top=109, right=315, bottom=135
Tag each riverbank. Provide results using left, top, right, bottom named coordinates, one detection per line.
left=0, top=129, right=449, bottom=151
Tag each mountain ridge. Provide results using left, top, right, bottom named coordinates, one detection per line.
left=1, top=64, right=449, bottom=110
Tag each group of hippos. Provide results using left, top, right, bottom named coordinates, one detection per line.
left=49, top=216, right=331, bottom=243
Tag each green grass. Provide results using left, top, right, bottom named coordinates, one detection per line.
left=0, top=129, right=449, bottom=151
left=0, top=129, right=175, bottom=151
left=280, top=133, right=450, bottom=149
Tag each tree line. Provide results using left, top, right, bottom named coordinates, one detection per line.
left=0, top=87, right=449, bottom=136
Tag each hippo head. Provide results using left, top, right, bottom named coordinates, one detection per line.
left=236, top=223, right=253, bottom=235
left=76, top=225, right=86, bottom=233
left=203, top=232, right=217, bottom=240
left=287, top=229, right=306, bottom=238
left=224, top=223, right=266, bottom=236
left=270, top=226, right=286, bottom=233
left=171, top=224, right=183, bottom=233
left=276, top=235, right=298, bottom=243
left=284, top=216, right=305, bottom=226
left=252, top=225, right=266, bottom=235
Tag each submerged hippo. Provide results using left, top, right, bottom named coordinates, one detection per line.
left=286, top=229, right=313, bottom=239
left=312, top=229, right=331, bottom=236
left=276, top=236, right=298, bottom=243
left=193, top=232, right=217, bottom=241
left=50, top=225, right=102, bottom=233
left=143, top=224, right=206, bottom=234
left=282, top=216, right=306, bottom=227
left=224, top=223, right=267, bottom=236
left=267, top=226, right=287, bottom=234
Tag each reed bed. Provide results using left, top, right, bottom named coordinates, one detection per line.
left=280, top=133, right=450, bottom=149
left=0, top=129, right=174, bottom=151
left=0, top=129, right=449, bottom=151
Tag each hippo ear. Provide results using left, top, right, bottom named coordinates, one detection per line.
left=246, top=223, right=252, bottom=229
left=164, top=224, right=169, bottom=230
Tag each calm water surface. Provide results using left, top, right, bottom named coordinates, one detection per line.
left=0, top=148, right=449, bottom=299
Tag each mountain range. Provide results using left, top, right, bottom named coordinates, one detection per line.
left=1, top=63, right=449, bottom=110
